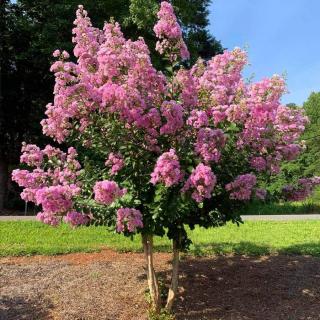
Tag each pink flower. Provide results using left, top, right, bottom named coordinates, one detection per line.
left=37, top=211, right=60, bottom=226
left=154, top=2, right=182, bottom=39
left=52, top=50, right=61, bottom=57
left=255, top=188, right=267, bottom=200
left=154, top=1, right=189, bottom=60
left=199, top=48, right=247, bottom=106
left=35, top=185, right=79, bottom=214
left=250, top=157, right=267, bottom=172
left=195, top=128, right=226, bottom=162
left=182, top=163, right=217, bottom=202
left=63, top=211, right=89, bottom=227
left=277, top=144, right=301, bottom=161
left=160, top=101, right=184, bottom=135
left=283, top=177, right=320, bottom=201
left=175, top=69, right=198, bottom=108
left=225, top=174, right=257, bottom=200
left=151, top=149, right=183, bottom=187
left=116, top=208, right=143, bottom=233
left=20, top=143, right=43, bottom=167
left=105, top=153, right=124, bottom=175
left=62, top=50, right=70, bottom=59
left=187, top=110, right=208, bottom=128
left=93, top=180, right=126, bottom=205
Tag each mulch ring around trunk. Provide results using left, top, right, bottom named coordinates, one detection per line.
left=1, top=250, right=320, bottom=320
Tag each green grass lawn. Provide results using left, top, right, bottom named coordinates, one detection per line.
left=1, top=220, right=320, bottom=257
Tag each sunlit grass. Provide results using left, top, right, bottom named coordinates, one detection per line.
left=1, top=220, right=320, bottom=257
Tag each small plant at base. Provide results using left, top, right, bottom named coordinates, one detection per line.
left=148, top=309, right=176, bottom=320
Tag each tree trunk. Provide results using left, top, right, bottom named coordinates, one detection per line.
left=142, top=234, right=161, bottom=312
left=165, top=238, right=180, bottom=312
left=0, top=158, right=8, bottom=211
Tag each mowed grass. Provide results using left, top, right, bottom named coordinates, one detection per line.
left=1, top=220, right=320, bottom=257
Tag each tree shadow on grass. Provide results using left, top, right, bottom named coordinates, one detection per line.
left=189, top=241, right=320, bottom=257
left=166, top=243, right=320, bottom=320
left=0, top=296, right=53, bottom=320
left=189, top=241, right=273, bottom=256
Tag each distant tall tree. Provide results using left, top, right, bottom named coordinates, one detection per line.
left=127, top=0, right=222, bottom=63
left=0, top=0, right=223, bottom=210
left=300, top=92, right=320, bottom=176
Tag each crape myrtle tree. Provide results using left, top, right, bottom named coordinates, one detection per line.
left=12, top=2, right=319, bottom=314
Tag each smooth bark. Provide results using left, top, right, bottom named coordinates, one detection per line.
left=142, top=234, right=161, bottom=312
left=165, top=238, right=180, bottom=311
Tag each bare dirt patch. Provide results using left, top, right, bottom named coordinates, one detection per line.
left=1, top=251, right=320, bottom=319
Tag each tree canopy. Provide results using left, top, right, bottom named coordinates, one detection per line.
left=11, top=2, right=317, bottom=313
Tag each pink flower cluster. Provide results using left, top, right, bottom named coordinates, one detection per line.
left=35, top=186, right=80, bottom=226
left=12, top=144, right=82, bottom=226
left=283, top=177, right=320, bottom=201
left=36, top=212, right=60, bottom=226
left=20, top=143, right=43, bottom=167
left=195, top=128, right=226, bottom=162
left=154, top=1, right=189, bottom=60
left=198, top=48, right=247, bottom=106
left=12, top=169, right=47, bottom=202
left=93, top=180, right=126, bottom=205
left=250, top=157, right=267, bottom=172
left=34, top=185, right=81, bottom=226
left=63, top=211, right=89, bottom=227
left=182, top=163, right=216, bottom=202
left=276, top=144, right=301, bottom=161
left=225, top=174, right=257, bottom=200
left=105, top=153, right=124, bottom=175
left=116, top=208, right=143, bottom=233
left=151, top=149, right=183, bottom=187
left=175, top=69, right=198, bottom=108
left=35, top=185, right=80, bottom=213
left=187, top=110, right=208, bottom=128
left=52, top=49, right=70, bottom=59
left=160, top=101, right=184, bottom=135
left=255, top=188, right=267, bottom=200
left=237, top=76, right=308, bottom=172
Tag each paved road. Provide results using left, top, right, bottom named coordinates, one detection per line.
left=1, top=214, right=320, bottom=221
left=0, top=215, right=36, bottom=221
left=241, top=214, right=320, bottom=221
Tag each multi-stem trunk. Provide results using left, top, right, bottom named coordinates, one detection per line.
left=165, top=238, right=180, bottom=312
left=142, top=234, right=161, bottom=312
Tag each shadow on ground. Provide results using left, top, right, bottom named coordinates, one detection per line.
left=0, top=296, right=53, bottom=320
left=188, top=241, right=320, bottom=256
left=169, top=245, right=320, bottom=320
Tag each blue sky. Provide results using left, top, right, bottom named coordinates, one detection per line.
left=208, top=0, right=320, bottom=105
